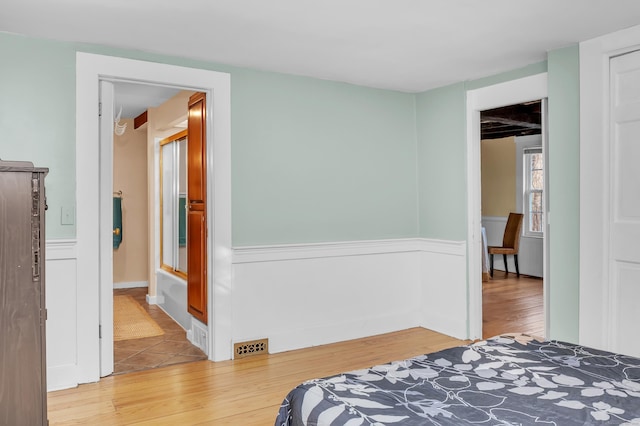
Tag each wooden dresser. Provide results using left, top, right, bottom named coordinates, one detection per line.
left=0, top=160, right=48, bottom=425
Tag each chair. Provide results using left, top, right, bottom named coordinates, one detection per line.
left=488, top=213, right=524, bottom=277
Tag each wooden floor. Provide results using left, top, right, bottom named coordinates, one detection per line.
left=482, top=271, right=544, bottom=339
left=47, top=328, right=466, bottom=425
left=47, top=274, right=542, bottom=424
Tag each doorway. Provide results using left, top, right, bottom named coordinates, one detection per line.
left=466, top=73, right=549, bottom=341
left=109, top=85, right=208, bottom=375
left=479, top=102, right=545, bottom=339
left=75, top=53, right=232, bottom=385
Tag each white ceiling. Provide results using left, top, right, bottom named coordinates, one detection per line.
left=112, top=82, right=180, bottom=119
left=3, top=1, right=640, bottom=93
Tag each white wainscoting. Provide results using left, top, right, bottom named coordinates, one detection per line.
left=232, top=238, right=466, bottom=354
left=46, top=239, right=79, bottom=391
left=482, top=216, right=543, bottom=278
left=44, top=237, right=468, bottom=389
left=113, top=281, right=148, bottom=289
left=418, top=239, right=468, bottom=339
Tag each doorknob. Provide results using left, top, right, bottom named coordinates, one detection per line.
left=113, top=227, right=121, bottom=236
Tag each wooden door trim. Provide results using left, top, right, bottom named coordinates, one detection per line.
left=187, top=92, right=208, bottom=324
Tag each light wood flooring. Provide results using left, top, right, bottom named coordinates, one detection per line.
left=48, top=328, right=466, bottom=425
left=48, top=276, right=542, bottom=424
left=482, top=271, right=544, bottom=339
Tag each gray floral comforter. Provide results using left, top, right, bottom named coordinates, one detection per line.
left=275, top=335, right=640, bottom=425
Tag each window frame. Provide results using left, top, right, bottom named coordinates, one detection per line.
left=523, top=146, right=544, bottom=238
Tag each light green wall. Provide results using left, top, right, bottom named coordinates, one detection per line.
left=0, top=35, right=76, bottom=238
left=231, top=69, right=418, bottom=245
left=0, top=31, right=582, bottom=340
left=0, top=32, right=418, bottom=245
left=414, top=61, right=548, bottom=241
left=414, top=57, right=581, bottom=343
left=415, top=83, right=467, bottom=239
left=547, top=45, right=580, bottom=342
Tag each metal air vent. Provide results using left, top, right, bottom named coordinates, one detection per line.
left=234, top=338, right=269, bottom=359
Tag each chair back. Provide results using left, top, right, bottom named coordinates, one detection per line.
left=502, top=213, right=524, bottom=250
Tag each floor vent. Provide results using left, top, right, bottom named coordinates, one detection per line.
left=234, top=338, right=269, bottom=359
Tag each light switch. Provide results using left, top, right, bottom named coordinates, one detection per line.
left=61, top=205, right=75, bottom=225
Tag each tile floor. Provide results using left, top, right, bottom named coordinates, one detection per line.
left=113, top=287, right=207, bottom=375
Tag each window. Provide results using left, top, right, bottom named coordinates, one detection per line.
left=524, top=147, right=543, bottom=236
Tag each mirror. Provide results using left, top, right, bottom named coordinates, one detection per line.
left=160, top=130, right=188, bottom=277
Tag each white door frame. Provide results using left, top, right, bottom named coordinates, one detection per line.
left=76, top=53, right=232, bottom=383
left=579, top=25, right=640, bottom=352
left=466, top=73, right=549, bottom=340
left=98, top=80, right=115, bottom=376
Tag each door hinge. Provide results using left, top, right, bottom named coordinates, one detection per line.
left=99, top=324, right=102, bottom=339
left=98, top=102, right=102, bottom=117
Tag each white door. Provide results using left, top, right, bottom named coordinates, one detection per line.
left=99, top=80, right=115, bottom=376
left=608, top=51, right=640, bottom=357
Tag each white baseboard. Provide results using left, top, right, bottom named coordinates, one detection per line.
left=47, top=364, right=78, bottom=392
left=422, top=310, right=468, bottom=340
left=146, top=293, right=165, bottom=305
left=268, top=311, right=420, bottom=354
left=114, top=280, right=148, bottom=289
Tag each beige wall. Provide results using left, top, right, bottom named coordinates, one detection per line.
left=481, top=136, right=516, bottom=217
left=147, top=90, right=196, bottom=296
left=113, top=118, right=149, bottom=284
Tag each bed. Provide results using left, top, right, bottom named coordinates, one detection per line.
left=275, top=334, right=640, bottom=425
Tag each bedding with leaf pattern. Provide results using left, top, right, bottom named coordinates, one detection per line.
left=274, top=335, right=640, bottom=425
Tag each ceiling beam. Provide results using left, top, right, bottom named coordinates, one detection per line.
left=134, top=110, right=148, bottom=129
left=481, top=116, right=541, bottom=130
